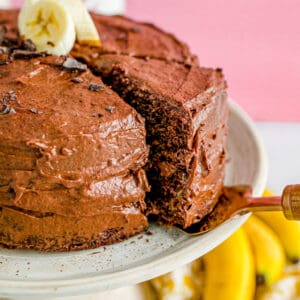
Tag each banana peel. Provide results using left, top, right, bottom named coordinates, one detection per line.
left=243, top=215, right=286, bottom=286
left=202, top=228, right=255, bottom=300
left=256, top=190, right=300, bottom=263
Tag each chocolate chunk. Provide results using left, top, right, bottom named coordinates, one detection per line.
left=71, top=77, right=83, bottom=83
left=0, top=105, right=16, bottom=115
left=0, top=46, right=9, bottom=54
left=29, top=108, right=43, bottom=115
left=105, top=106, right=115, bottom=113
left=62, top=57, right=87, bottom=72
left=1, top=90, right=17, bottom=103
left=11, top=50, right=46, bottom=60
left=22, top=39, right=37, bottom=51
left=88, top=83, right=105, bottom=92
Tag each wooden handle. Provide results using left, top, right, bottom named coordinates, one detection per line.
left=282, top=185, right=300, bottom=220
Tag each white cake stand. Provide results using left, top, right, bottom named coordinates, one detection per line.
left=0, top=100, right=268, bottom=299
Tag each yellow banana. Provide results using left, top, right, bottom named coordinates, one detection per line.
left=243, top=215, right=286, bottom=286
left=255, top=190, right=300, bottom=263
left=202, top=228, right=255, bottom=300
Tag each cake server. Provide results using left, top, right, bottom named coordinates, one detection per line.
left=182, top=184, right=300, bottom=235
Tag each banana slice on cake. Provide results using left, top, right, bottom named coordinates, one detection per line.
left=18, top=0, right=76, bottom=55
left=18, top=0, right=101, bottom=56
left=62, top=0, right=101, bottom=47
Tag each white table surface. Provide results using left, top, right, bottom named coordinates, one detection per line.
left=256, top=122, right=300, bottom=194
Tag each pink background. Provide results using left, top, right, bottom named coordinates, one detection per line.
left=127, top=0, right=300, bottom=122
left=7, top=0, right=300, bottom=121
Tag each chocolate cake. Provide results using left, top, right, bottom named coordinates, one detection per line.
left=0, top=9, right=229, bottom=251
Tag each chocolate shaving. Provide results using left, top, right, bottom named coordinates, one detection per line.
left=0, top=47, right=9, bottom=54
left=88, top=83, right=105, bottom=92
left=11, top=50, right=46, bottom=60
left=71, top=77, right=83, bottom=83
left=1, top=90, right=17, bottom=103
left=29, top=108, right=43, bottom=115
left=0, top=105, right=16, bottom=115
left=105, top=106, right=115, bottom=113
left=62, top=57, right=87, bottom=72
left=1, top=36, right=18, bottom=48
left=22, top=39, right=37, bottom=51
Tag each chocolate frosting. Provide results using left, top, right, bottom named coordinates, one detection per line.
left=0, top=53, right=149, bottom=250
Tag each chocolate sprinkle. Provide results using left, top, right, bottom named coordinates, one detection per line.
left=88, top=83, right=105, bottom=92
left=71, top=77, right=83, bottom=83
left=0, top=104, right=16, bottom=115
left=105, top=106, right=115, bottom=113
left=62, top=57, right=87, bottom=72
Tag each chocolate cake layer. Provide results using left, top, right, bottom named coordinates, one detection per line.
left=0, top=55, right=149, bottom=251
left=92, top=55, right=229, bottom=228
left=0, top=205, right=147, bottom=251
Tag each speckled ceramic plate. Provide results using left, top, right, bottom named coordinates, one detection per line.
left=0, top=100, right=268, bottom=299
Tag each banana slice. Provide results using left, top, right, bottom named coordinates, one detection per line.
left=18, top=0, right=76, bottom=56
left=61, top=0, right=101, bottom=47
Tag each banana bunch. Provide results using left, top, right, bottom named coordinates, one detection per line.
left=150, top=190, right=300, bottom=300
left=256, top=190, right=300, bottom=264
left=18, top=0, right=100, bottom=55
